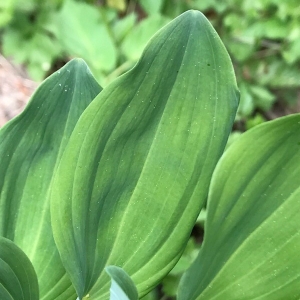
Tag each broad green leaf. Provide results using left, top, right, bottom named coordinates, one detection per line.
left=51, top=10, right=239, bottom=299
left=0, top=59, right=101, bottom=300
left=178, top=114, right=300, bottom=300
left=106, top=266, right=138, bottom=300
left=53, top=0, right=117, bottom=80
left=0, top=237, right=39, bottom=300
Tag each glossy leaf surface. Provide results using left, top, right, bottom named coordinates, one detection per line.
left=51, top=10, right=239, bottom=299
left=106, top=266, right=138, bottom=300
left=0, top=59, right=101, bottom=299
left=179, top=114, right=300, bottom=300
left=0, top=236, right=39, bottom=300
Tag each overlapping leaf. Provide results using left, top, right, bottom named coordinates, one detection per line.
left=51, top=10, right=239, bottom=299
left=179, top=114, right=300, bottom=300
left=106, top=266, right=138, bottom=300
left=0, top=237, right=39, bottom=300
left=0, top=59, right=101, bottom=299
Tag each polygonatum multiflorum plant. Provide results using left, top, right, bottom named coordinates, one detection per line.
left=1, top=10, right=300, bottom=300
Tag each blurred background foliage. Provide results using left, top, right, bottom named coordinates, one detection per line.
left=1, top=0, right=300, bottom=122
left=0, top=0, right=300, bottom=299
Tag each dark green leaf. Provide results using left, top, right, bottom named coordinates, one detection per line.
left=0, top=59, right=101, bottom=300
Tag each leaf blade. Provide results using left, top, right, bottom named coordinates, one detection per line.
left=179, top=114, right=300, bottom=300
left=51, top=10, right=239, bottom=299
left=0, top=59, right=101, bottom=300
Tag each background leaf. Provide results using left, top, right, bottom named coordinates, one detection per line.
left=0, top=236, right=39, bottom=300
left=139, top=0, right=164, bottom=15
left=51, top=10, right=239, bottom=300
left=121, top=14, right=170, bottom=61
left=106, top=266, right=138, bottom=300
left=178, top=113, right=300, bottom=300
left=53, top=0, right=117, bottom=82
left=0, top=59, right=101, bottom=299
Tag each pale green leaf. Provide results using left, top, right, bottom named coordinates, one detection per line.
left=51, top=10, right=239, bottom=299
left=179, top=114, right=300, bottom=300
left=113, top=13, right=137, bottom=43
left=54, top=0, right=117, bottom=75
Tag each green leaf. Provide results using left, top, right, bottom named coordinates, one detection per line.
left=178, top=114, right=300, bottom=300
left=106, top=266, right=138, bottom=300
left=2, top=29, right=61, bottom=80
left=283, top=38, right=300, bottom=64
left=245, top=18, right=289, bottom=39
left=139, top=0, right=163, bottom=15
left=225, top=36, right=256, bottom=62
left=121, top=14, right=170, bottom=61
left=259, top=61, right=300, bottom=88
left=53, top=0, right=117, bottom=77
left=250, top=85, right=276, bottom=111
left=225, top=131, right=242, bottom=151
left=113, top=13, right=137, bottom=43
left=51, top=10, right=239, bottom=299
left=161, top=275, right=180, bottom=297
left=0, top=237, right=39, bottom=300
left=236, top=82, right=255, bottom=119
left=0, top=59, right=101, bottom=300
left=245, top=113, right=266, bottom=130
